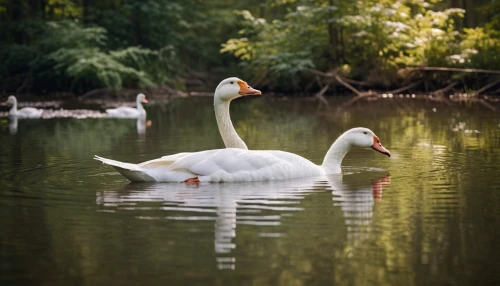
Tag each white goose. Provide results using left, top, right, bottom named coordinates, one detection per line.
left=212, top=77, right=261, bottom=149
left=2, top=95, right=44, bottom=118
left=95, top=127, right=391, bottom=183
left=106, top=93, right=148, bottom=118
left=154, top=77, right=260, bottom=163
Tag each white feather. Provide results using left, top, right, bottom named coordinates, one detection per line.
left=95, top=127, right=391, bottom=183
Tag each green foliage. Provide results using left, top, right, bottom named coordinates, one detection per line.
left=40, top=21, right=171, bottom=89
left=455, top=26, right=500, bottom=70
left=0, top=18, right=177, bottom=92
left=0, top=0, right=498, bottom=94
left=223, top=0, right=500, bottom=90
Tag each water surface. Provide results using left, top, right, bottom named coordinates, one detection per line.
left=1, top=97, right=500, bottom=285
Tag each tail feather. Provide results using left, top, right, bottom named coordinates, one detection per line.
left=94, top=155, right=155, bottom=182
left=94, top=155, right=138, bottom=170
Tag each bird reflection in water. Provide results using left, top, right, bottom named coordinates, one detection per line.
left=96, top=173, right=391, bottom=270
left=8, top=116, right=18, bottom=134
left=330, top=173, right=391, bottom=244
left=136, top=117, right=152, bottom=135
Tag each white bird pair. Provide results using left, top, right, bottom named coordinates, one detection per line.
left=95, top=77, right=391, bottom=183
left=3, top=93, right=148, bottom=119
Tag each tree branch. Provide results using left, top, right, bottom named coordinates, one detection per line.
left=473, top=77, right=500, bottom=97
left=403, top=66, right=500, bottom=74
left=431, top=81, right=458, bottom=96
left=333, top=73, right=362, bottom=96
left=387, top=80, right=422, bottom=94
left=314, top=83, right=330, bottom=107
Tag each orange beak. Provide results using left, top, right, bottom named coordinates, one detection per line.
left=237, top=80, right=261, bottom=96
left=371, top=136, right=391, bottom=157
left=141, top=98, right=148, bottom=103
left=372, top=174, right=391, bottom=201
left=1, top=101, right=8, bottom=106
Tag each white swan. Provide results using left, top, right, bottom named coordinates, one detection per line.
left=153, top=77, right=260, bottom=163
left=2, top=95, right=43, bottom=118
left=106, top=93, right=148, bottom=118
left=95, top=127, right=391, bottom=183
left=213, top=77, right=261, bottom=149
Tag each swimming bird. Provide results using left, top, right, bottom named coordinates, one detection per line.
left=212, top=77, right=261, bottom=149
left=2, top=95, right=43, bottom=118
left=106, top=93, right=148, bottom=118
left=95, top=127, right=391, bottom=183
left=153, top=77, right=261, bottom=164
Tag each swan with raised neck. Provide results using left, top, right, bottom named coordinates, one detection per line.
left=135, top=93, right=147, bottom=113
left=105, top=93, right=148, bottom=118
left=3, top=95, right=44, bottom=118
left=213, top=77, right=261, bottom=149
left=6, top=95, right=17, bottom=116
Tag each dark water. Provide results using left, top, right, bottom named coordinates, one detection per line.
left=1, top=97, right=500, bottom=285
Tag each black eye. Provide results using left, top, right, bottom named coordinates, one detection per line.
left=230, top=81, right=234, bottom=84
left=363, top=131, right=367, bottom=134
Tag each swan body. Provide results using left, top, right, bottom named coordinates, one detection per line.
left=95, top=127, right=391, bottom=183
left=106, top=93, right=147, bottom=118
left=3, top=96, right=43, bottom=118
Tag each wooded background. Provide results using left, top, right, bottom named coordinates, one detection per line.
left=1, top=0, right=499, bottom=95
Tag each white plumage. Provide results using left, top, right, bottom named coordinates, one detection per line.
left=3, top=95, right=44, bottom=118
left=213, top=77, right=262, bottom=149
left=95, top=127, right=391, bottom=183
left=96, top=148, right=323, bottom=182
left=106, top=93, right=147, bottom=118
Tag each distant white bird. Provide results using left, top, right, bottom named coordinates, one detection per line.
left=106, top=93, right=148, bottom=118
left=95, top=127, right=391, bottom=183
left=3, top=95, right=43, bottom=118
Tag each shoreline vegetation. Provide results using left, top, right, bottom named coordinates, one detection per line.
left=1, top=0, right=499, bottom=99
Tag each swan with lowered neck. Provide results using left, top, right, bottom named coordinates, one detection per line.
left=95, top=127, right=391, bottom=182
left=2, top=95, right=44, bottom=118
left=106, top=93, right=148, bottom=118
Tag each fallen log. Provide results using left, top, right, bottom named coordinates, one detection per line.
left=403, top=66, right=500, bottom=75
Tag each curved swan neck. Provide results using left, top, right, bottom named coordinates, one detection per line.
left=9, top=98, right=17, bottom=115
left=136, top=97, right=144, bottom=111
left=322, top=134, right=353, bottom=174
left=214, top=97, right=248, bottom=149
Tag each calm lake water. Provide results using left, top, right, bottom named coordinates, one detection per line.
left=1, top=96, right=500, bottom=285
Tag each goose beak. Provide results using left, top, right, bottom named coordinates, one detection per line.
left=1, top=101, right=8, bottom=106
left=141, top=98, right=148, bottom=103
left=237, top=80, right=261, bottom=96
left=371, top=136, right=391, bottom=157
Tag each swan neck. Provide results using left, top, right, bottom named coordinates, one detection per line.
left=214, top=97, right=248, bottom=149
left=136, top=98, right=144, bottom=111
left=9, top=99, right=17, bottom=115
left=322, top=134, right=352, bottom=174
